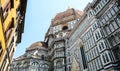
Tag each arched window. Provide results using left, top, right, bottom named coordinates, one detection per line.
left=31, top=62, right=39, bottom=71
left=56, top=60, right=62, bottom=68
left=41, top=64, right=49, bottom=71
left=68, top=66, right=71, bottom=71
left=41, top=55, right=45, bottom=60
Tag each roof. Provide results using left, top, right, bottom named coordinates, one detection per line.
left=29, top=41, right=47, bottom=49
left=53, top=8, right=83, bottom=21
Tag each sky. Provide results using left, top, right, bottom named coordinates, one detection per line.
left=14, top=0, right=92, bottom=58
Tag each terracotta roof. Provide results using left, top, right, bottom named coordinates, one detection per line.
left=29, top=41, right=47, bottom=49
left=53, top=8, right=83, bottom=21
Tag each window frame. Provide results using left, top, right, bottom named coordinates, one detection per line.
left=101, top=51, right=112, bottom=65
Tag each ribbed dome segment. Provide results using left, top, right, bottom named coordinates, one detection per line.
left=53, top=8, right=83, bottom=21
left=29, top=41, right=47, bottom=49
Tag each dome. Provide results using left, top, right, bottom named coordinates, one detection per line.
left=53, top=8, right=83, bottom=21
left=29, top=41, right=47, bottom=49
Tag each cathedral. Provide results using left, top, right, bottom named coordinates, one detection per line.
left=10, top=0, right=120, bottom=71
left=10, top=8, right=83, bottom=71
left=10, top=41, right=49, bottom=71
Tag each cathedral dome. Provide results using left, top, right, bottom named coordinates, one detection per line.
left=51, top=8, right=83, bottom=26
left=28, top=41, right=47, bottom=49
left=53, top=8, right=83, bottom=21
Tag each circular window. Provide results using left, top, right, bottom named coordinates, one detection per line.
left=62, top=26, right=68, bottom=30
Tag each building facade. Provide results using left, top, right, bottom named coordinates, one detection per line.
left=68, top=0, right=120, bottom=71
left=10, top=8, right=83, bottom=71
left=10, top=41, right=49, bottom=71
left=81, top=0, right=120, bottom=71
left=0, top=0, right=27, bottom=71
left=11, top=0, right=120, bottom=71
left=45, top=8, right=83, bottom=71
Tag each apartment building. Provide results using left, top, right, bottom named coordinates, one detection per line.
left=0, top=0, right=27, bottom=71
